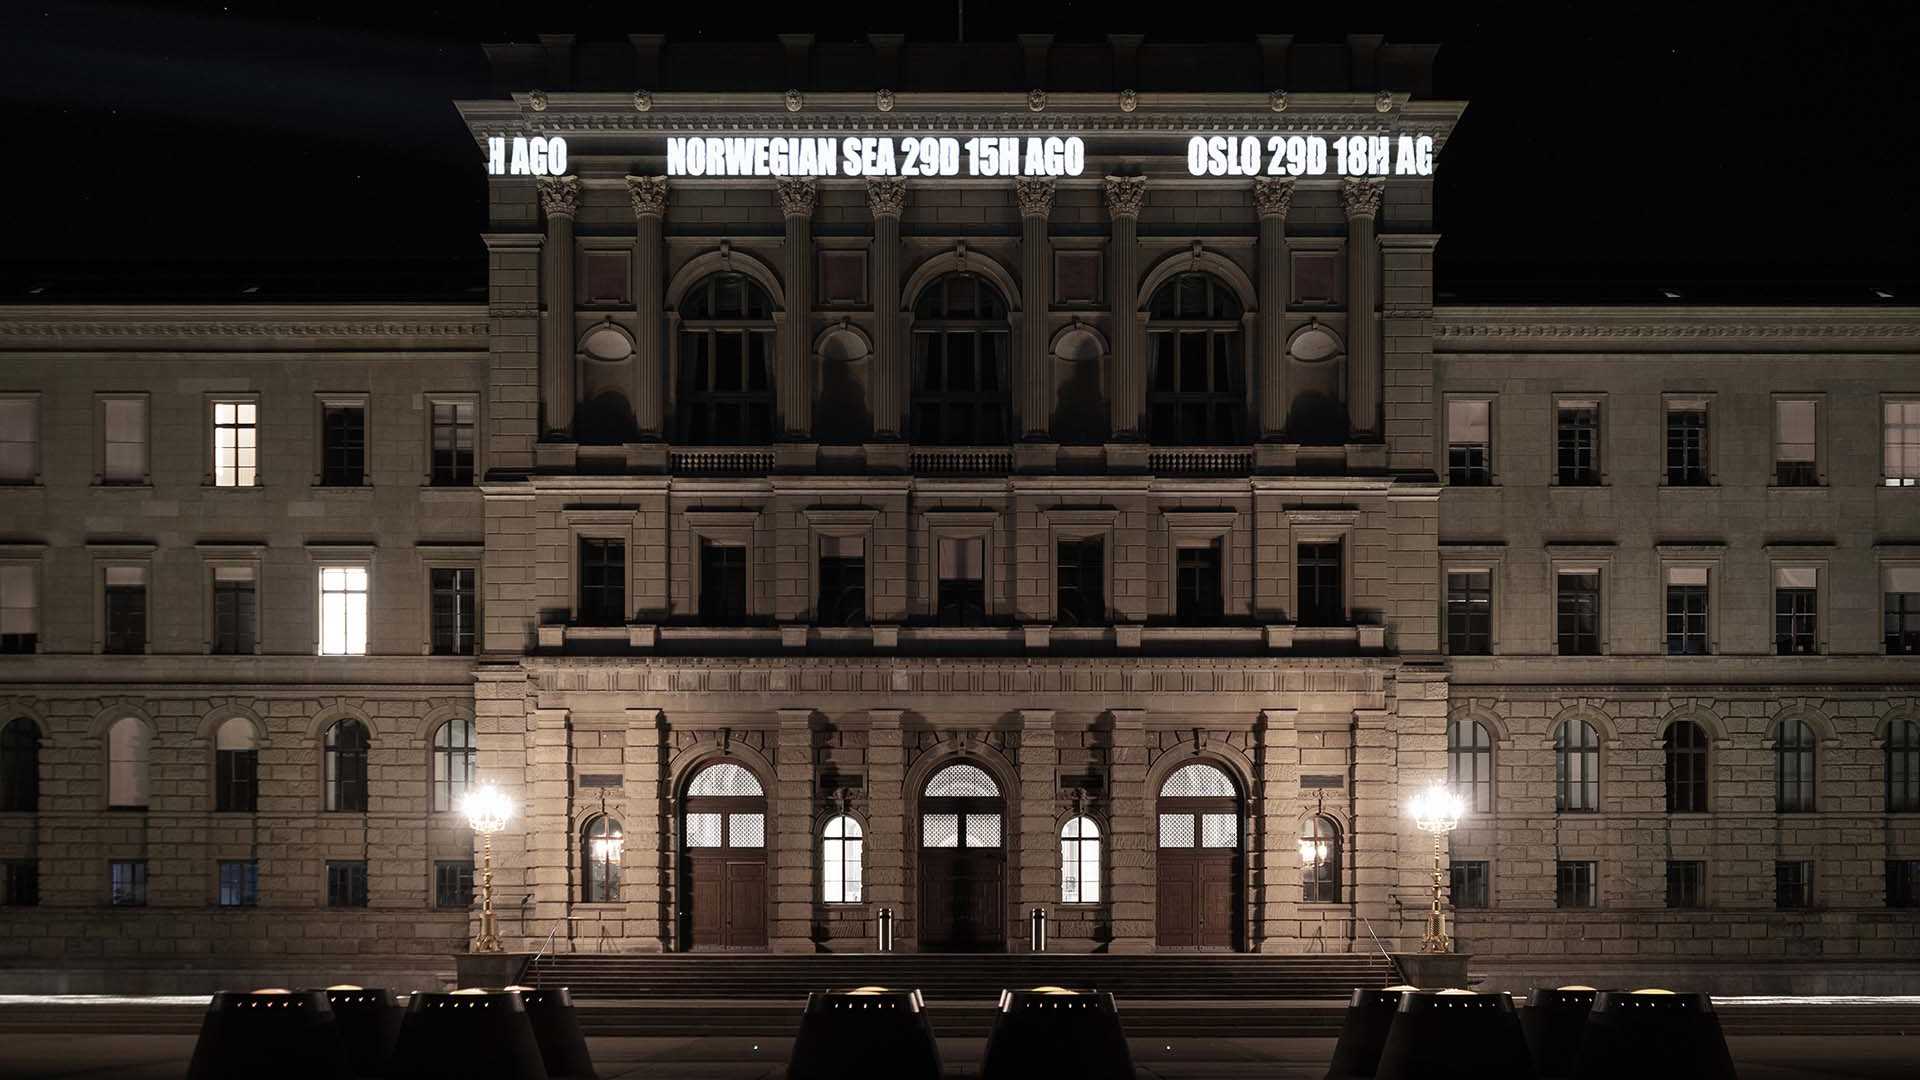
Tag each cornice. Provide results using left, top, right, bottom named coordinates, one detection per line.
left=0, top=305, right=490, bottom=350
left=1433, top=306, right=1920, bottom=354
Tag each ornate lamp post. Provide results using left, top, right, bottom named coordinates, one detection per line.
left=1408, top=784, right=1467, bottom=954
left=460, top=784, right=513, bottom=953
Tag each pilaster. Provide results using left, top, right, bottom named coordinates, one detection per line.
left=867, top=179, right=907, bottom=438
left=626, top=176, right=668, bottom=438
left=1104, top=176, right=1147, bottom=439
left=866, top=709, right=907, bottom=944
left=1342, top=178, right=1384, bottom=438
left=1252, top=708, right=1301, bottom=951
left=538, top=176, right=581, bottom=439
left=1107, top=708, right=1152, bottom=952
left=776, top=179, right=818, bottom=439
left=621, top=707, right=667, bottom=950
left=1015, top=708, right=1058, bottom=949
left=773, top=707, right=816, bottom=951
left=1016, top=179, right=1056, bottom=438
left=1254, top=178, right=1296, bottom=439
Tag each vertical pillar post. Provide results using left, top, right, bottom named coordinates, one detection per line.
left=538, top=176, right=581, bottom=438
left=867, top=709, right=908, bottom=946
left=1104, top=176, right=1148, bottom=439
left=622, top=708, right=668, bottom=951
left=1253, top=178, right=1296, bottom=438
left=1108, top=708, right=1152, bottom=952
left=775, top=179, right=818, bottom=439
left=773, top=708, right=816, bottom=951
left=1016, top=179, right=1056, bottom=438
left=866, top=179, right=907, bottom=439
left=1016, top=709, right=1058, bottom=950
left=626, top=176, right=669, bottom=438
left=1342, top=179, right=1384, bottom=438
left=523, top=705, right=572, bottom=950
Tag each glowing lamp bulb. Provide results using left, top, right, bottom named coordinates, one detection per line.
left=461, top=784, right=513, bottom=834
left=1408, top=784, right=1466, bottom=832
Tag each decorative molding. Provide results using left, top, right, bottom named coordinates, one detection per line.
left=1340, top=178, right=1384, bottom=219
left=1027, top=89, right=1047, bottom=113
left=1118, top=89, right=1138, bottom=113
left=784, top=89, right=805, bottom=113
left=1103, top=175, right=1147, bottom=220
left=0, top=310, right=489, bottom=347
left=626, top=175, right=668, bottom=218
left=1252, top=177, right=1295, bottom=220
left=1433, top=310, right=1920, bottom=353
left=875, top=88, right=895, bottom=112
left=865, top=177, right=907, bottom=218
left=775, top=177, right=818, bottom=218
left=633, top=90, right=653, bottom=112
left=1013, top=177, right=1055, bottom=219
left=1269, top=90, right=1289, bottom=112
left=537, top=175, right=581, bottom=218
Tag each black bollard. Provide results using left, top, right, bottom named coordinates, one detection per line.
left=1520, top=986, right=1602, bottom=1080
left=1325, top=986, right=1419, bottom=1079
left=386, top=989, right=551, bottom=1080
left=509, top=986, right=598, bottom=1080
left=1574, top=990, right=1736, bottom=1080
left=1373, top=990, right=1537, bottom=1080
left=980, top=987, right=1134, bottom=1080
left=186, top=989, right=354, bottom=1080
left=317, top=986, right=404, bottom=1080
left=786, top=987, right=941, bottom=1080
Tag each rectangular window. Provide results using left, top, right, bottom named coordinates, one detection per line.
left=0, top=564, right=37, bottom=655
left=212, top=400, right=257, bottom=487
left=0, top=860, right=37, bottom=906
left=212, top=567, right=258, bottom=655
left=578, top=539, right=625, bottom=626
left=1555, top=402, right=1600, bottom=485
left=215, top=742, right=257, bottom=814
left=1174, top=541, right=1224, bottom=625
left=1055, top=538, right=1105, bottom=627
left=1890, top=860, right=1920, bottom=909
left=101, top=397, right=148, bottom=484
left=1297, top=542, right=1344, bottom=627
left=104, top=566, right=148, bottom=655
left=1665, top=567, right=1710, bottom=656
left=326, top=861, right=369, bottom=908
left=218, top=860, right=259, bottom=908
left=110, top=860, right=148, bottom=907
left=435, top=860, right=476, bottom=909
left=698, top=543, right=749, bottom=625
left=1774, top=399, right=1819, bottom=486
left=1449, top=860, right=1489, bottom=909
left=318, top=567, right=369, bottom=656
left=1775, top=861, right=1813, bottom=910
left=935, top=536, right=986, bottom=627
left=817, top=536, right=867, bottom=627
left=1445, top=570, right=1492, bottom=655
left=1774, top=567, right=1819, bottom=655
left=1446, top=399, right=1491, bottom=485
left=1665, top=403, right=1709, bottom=486
left=430, top=568, right=476, bottom=656
left=1666, top=860, right=1706, bottom=909
left=1555, top=860, right=1597, bottom=909
left=320, top=404, right=366, bottom=486
left=0, top=397, right=37, bottom=484
left=1886, top=401, right=1920, bottom=486
left=1556, top=570, right=1602, bottom=656
left=430, top=401, right=477, bottom=486
left=1888, top=567, right=1920, bottom=655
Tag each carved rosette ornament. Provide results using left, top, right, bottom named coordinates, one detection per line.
left=775, top=177, right=818, bottom=218
left=1103, top=175, right=1147, bottom=219
left=1341, top=177, right=1385, bottom=219
left=633, top=90, right=653, bottom=112
left=1252, top=177, right=1296, bottom=220
left=1014, top=177, right=1055, bottom=219
left=865, top=177, right=907, bottom=218
left=784, top=89, right=804, bottom=113
left=1119, top=88, right=1138, bottom=113
left=1027, top=89, right=1047, bottom=112
left=626, top=175, right=668, bottom=218
left=876, top=88, right=896, bottom=112
left=1269, top=89, right=1288, bottom=112
left=537, top=175, right=580, bottom=218
left=528, top=89, right=549, bottom=112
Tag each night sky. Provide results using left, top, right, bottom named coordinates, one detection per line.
left=1, top=2, right=1914, bottom=303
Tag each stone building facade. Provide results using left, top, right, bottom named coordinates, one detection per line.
left=0, top=35, right=1916, bottom=989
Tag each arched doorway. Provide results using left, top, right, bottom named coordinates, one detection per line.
left=1155, top=761, right=1243, bottom=950
left=680, top=761, right=767, bottom=950
left=917, top=762, right=1006, bottom=951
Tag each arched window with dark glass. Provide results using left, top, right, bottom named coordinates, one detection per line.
left=911, top=274, right=1010, bottom=445
left=1775, top=717, right=1816, bottom=813
left=1890, top=718, right=1920, bottom=813
left=1664, top=720, right=1710, bottom=814
left=1146, top=272, right=1245, bottom=445
left=1060, top=816, right=1101, bottom=903
left=1448, top=718, right=1493, bottom=814
left=0, top=718, right=38, bottom=813
left=821, top=815, right=863, bottom=903
left=1299, top=816, right=1341, bottom=903
left=583, top=814, right=623, bottom=902
left=1555, top=718, right=1600, bottom=812
left=214, top=717, right=258, bottom=813
left=433, top=716, right=476, bottom=814
left=677, top=272, right=775, bottom=444
left=324, top=719, right=369, bottom=813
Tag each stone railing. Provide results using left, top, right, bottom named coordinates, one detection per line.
left=1148, top=447, right=1254, bottom=476
left=670, top=448, right=775, bottom=476
left=910, top=447, right=1014, bottom=475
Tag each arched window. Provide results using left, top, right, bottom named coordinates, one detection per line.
left=324, top=719, right=369, bottom=812
left=1664, top=720, right=1710, bottom=814
left=214, top=717, right=258, bottom=813
left=1060, top=816, right=1101, bottom=903
left=687, top=761, right=764, bottom=798
left=1776, top=717, right=1817, bottom=813
left=1890, top=718, right=1920, bottom=813
left=822, top=815, right=863, bottom=903
left=1299, top=816, right=1342, bottom=904
left=1146, top=272, right=1245, bottom=445
left=911, top=274, right=1011, bottom=445
left=0, top=718, right=39, bottom=813
left=677, top=272, right=775, bottom=444
left=432, top=716, right=476, bottom=814
left=1447, top=718, right=1493, bottom=814
left=107, top=717, right=150, bottom=809
left=1158, top=763, right=1238, bottom=845
left=1554, top=719, right=1600, bottom=813
left=583, top=814, right=623, bottom=902
left=922, top=763, right=1002, bottom=848
left=685, top=762, right=766, bottom=847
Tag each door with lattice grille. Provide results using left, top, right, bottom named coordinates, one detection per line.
left=1154, top=762, right=1243, bottom=950
left=680, top=762, right=769, bottom=950
left=916, top=763, right=1007, bottom=951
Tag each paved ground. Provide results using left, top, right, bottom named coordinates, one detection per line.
left=2, top=1034, right=1918, bottom=1079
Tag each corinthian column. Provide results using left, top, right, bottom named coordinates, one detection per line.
left=775, top=178, right=818, bottom=439
left=538, top=176, right=581, bottom=438
left=626, top=176, right=669, bottom=438
left=1015, top=179, right=1055, bottom=439
left=1253, top=178, right=1295, bottom=438
left=1342, top=178, right=1385, bottom=438
left=866, top=178, right=907, bottom=439
left=1104, top=176, right=1148, bottom=439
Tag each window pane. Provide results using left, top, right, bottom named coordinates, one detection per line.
left=728, top=812, right=765, bottom=848
left=1200, top=812, right=1238, bottom=848
left=922, top=813, right=959, bottom=848
left=1158, top=813, right=1195, bottom=848
left=685, top=812, right=723, bottom=848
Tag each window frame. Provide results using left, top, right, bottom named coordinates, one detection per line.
left=1773, top=716, right=1819, bottom=814
left=218, top=859, right=260, bottom=908
left=92, top=546, right=155, bottom=656
left=1665, top=859, right=1707, bottom=909
left=567, top=512, right=637, bottom=628
left=94, top=392, right=152, bottom=487
left=910, top=272, right=1013, bottom=446
left=1548, top=546, right=1614, bottom=657
left=424, top=392, right=481, bottom=487
left=109, top=858, right=149, bottom=907
left=1041, top=508, right=1119, bottom=628
left=1447, top=716, right=1495, bottom=815
left=582, top=814, right=624, bottom=903
left=431, top=715, right=477, bottom=815
left=1163, top=510, right=1237, bottom=626
left=426, top=564, right=479, bottom=657
left=926, top=511, right=998, bottom=628
left=805, top=509, right=879, bottom=629
left=1059, top=815, right=1102, bottom=905
left=199, top=546, right=265, bottom=657
left=1663, top=720, right=1711, bottom=814
left=1767, top=556, right=1828, bottom=657
left=0, top=717, right=40, bottom=813
left=313, top=558, right=372, bottom=657
left=1449, top=859, right=1490, bottom=909
left=1771, top=394, right=1825, bottom=488
left=1551, top=394, right=1606, bottom=487
left=1881, top=557, right=1920, bottom=656
left=1883, top=394, right=1920, bottom=487
left=434, top=859, right=476, bottom=910
left=0, top=549, right=44, bottom=656
left=672, top=271, right=778, bottom=446
left=1298, top=815, right=1342, bottom=904
left=323, top=718, right=371, bottom=814
left=1554, top=717, right=1603, bottom=813
left=325, top=859, right=370, bottom=908
left=205, top=394, right=261, bottom=489
left=1887, top=717, right=1920, bottom=814
left=821, top=813, right=864, bottom=904
left=1439, top=546, right=1504, bottom=657
left=1774, top=860, right=1814, bottom=910
left=1143, top=271, right=1249, bottom=446
left=0, top=392, right=42, bottom=486
left=314, top=393, right=370, bottom=488
left=1661, top=394, right=1715, bottom=488
left=575, top=536, right=629, bottom=628
left=1554, top=859, right=1598, bottom=909
left=213, top=716, right=259, bottom=814
left=1441, top=394, right=1496, bottom=487
left=104, top=715, right=152, bottom=811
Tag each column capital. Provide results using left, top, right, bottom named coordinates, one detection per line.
left=1252, top=177, right=1296, bottom=220
left=537, top=175, right=581, bottom=219
left=1341, top=177, right=1385, bottom=220
left=1103, top=175, right=1147, bottom=219
left=865, top=177, right=907, bottom=218
left=1014, top=177, right=1056, bottom=220
left=625, top=175, right=668, bottom=218
left=775, top=177, right=818, bottom=218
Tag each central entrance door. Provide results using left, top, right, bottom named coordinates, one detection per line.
left=681, top=761, right=768, bottom=950
left=918, top=762, right=1006, bottom=951
left=1155, top=762, right=1243, bottom=950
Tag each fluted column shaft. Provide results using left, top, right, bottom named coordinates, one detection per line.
left=538, top=176, right=581, bottom=437
left=1343, top=179, right=1385, bottom=438
left=867, top=179, right=907, bottom=439
left=1105, top=176, right=1147, bottom=439
left=1254, top=178, right=1295, bottom=438
left=776, top=179, right=818, bottom=438
left=1016, top=179, right=1055, bottom=439
left=627, top=176, right=668, bottom=437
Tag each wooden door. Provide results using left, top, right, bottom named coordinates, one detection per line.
left=689, top=856, right=727, bottom=945
left=1156, top=851, right=1238, bottom=949
left=725, top=860, right=767, bottom=949
left=1199, top=856, right=1237, bottom=949
left=1156, top=854, right=1200, bottom=947
left=920, top=850, right=1005, bottom=951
